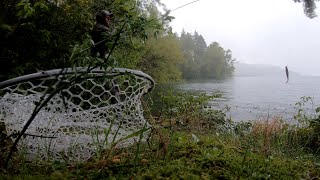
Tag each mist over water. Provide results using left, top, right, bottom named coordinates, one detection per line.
left=175, top=76, right=320, bottom=122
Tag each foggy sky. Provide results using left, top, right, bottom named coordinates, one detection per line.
left=161, top=0, right=320, bottom=76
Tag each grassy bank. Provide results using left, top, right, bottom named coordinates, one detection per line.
left=1, top=92, right=320, bottom=179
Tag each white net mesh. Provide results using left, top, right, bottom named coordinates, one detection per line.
left=0, top=67, right=154, bottom=162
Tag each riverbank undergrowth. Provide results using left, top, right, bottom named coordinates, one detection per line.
left=1, top=93, right=320, bottom=179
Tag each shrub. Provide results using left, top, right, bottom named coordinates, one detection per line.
left=146, top=89, right=227, bottom=131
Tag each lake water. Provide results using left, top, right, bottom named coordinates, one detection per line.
left=174, top=76, right=320, bottom=122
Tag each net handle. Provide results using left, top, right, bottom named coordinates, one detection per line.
left=0, top=67, right=155, bottom=92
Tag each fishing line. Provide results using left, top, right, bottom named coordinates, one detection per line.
left=170, top=0, right=201, bottom=13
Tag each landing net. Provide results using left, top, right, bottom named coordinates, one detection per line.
left=0, top=67, right=154, bottom=161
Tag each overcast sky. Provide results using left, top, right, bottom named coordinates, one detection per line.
left=160, top=0, right=320, bottom=76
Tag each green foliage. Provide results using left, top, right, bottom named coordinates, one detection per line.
left=179, top=31, right=235, bottom=80
left=201, top=42, right=235, bottom=79
left=0, top=0, right=237, bottom=82
left=3, top=0, right=320, bottom=178
left=291, top=96, right=320, bottom=153
left=0, top=0, right=93, bottom=79
left=232, top=121, right=253, bottom=135
left=149, top=89, right=226, bottom=131
left=225, top=97, right=320, bottom=159
left=2, top=132, right=319, bottom=179
left=0, top=0, right=168, bottom=80
left=0, top=122, right=12, bottom=168
left=293, top=0, right=320, bottom=18
left=2, top=92, right=320, bottom=179
left=294, top=96, right=314, bottom=125
left=140, top=34, right=184, bottom=83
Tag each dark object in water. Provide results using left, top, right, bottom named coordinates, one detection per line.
left=285, top=66, right=289, bottom=83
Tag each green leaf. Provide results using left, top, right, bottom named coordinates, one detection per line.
left=113, top=127, right=151, bottom=145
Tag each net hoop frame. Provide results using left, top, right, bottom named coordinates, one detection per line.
left=0, top=67, right=155, bottom=91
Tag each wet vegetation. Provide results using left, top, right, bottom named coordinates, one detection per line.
left=1, top=92, right=320, bottom=179
left=1, top=0, right=320, bottom=179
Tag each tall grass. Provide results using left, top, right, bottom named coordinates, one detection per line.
left=229, top=97, right=320, bottom=161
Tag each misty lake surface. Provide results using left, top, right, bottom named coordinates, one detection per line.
left=174, top=76, right=320, bottom=122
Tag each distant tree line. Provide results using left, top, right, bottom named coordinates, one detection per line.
left=179, top=31, right=235, bottom=80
